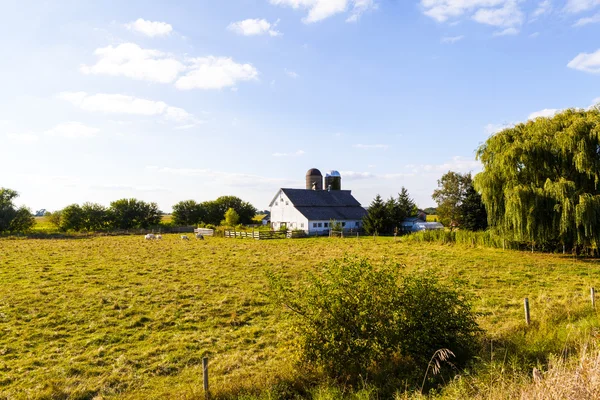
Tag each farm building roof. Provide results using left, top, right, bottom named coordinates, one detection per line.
left=270, top=188, right=367, bottom=221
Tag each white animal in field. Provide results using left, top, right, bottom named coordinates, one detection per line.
left=156, top=234, right=162, bottom=240
left=181, top=235, right=189, bottom=240
left=145, top=233, right=155, bottom=240
left=195, top=233, right=204, bottom=240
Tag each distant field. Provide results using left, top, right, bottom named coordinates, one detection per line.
left=1, top=236, right=600, bottom=399
left=31, top=215, right=175, bottom=234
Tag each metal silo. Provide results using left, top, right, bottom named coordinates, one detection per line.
left=306, top=168, right=323, bottom=190
left=324, top=170, right=342, bottom=190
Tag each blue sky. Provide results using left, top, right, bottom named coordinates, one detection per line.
left=2, top=0, right=599, bottom=212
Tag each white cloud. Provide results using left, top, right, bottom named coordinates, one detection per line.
left=346, top=0, right=377, bottom=22
left=421, top=0, right=507, bottom=23
left=529, top=31, right=540, bottom=37
left=57, top=92, right=201, bottom=127
left=441, top=35, right=464, bottom=43
left=573, top=12, right=600, bottom=26
left=80, top=43, right=184, bottom=83
left=125, top=18, right=173, bottom=37
left=6, top=132, right=39, bottom=143
left=472, top=1, right=523, bottom=27
left=568, top=49, right=600, bottom=73
left=353, top=143, right=389, bottom=149
left=532, top=0, right=552, bottom=18
left=45, top=122, right=100, bottom=138
left=285, top=68, right=300, bottom=78
left=592, top=97, right=600, bottom=105
left=228, top=18, right=281, bottom=36
left=269, top=0, right=376, bottom=23
left=564, top=0, right=600, bottom=13
left=422, top=0, right=523, bottom=33
left=80, top=44, right=259, bottom=91
left=340, top=171, right=376, bottom=180
left=272, top=150, right=305, bottom=157
left=528, top=108, right=560, bottom=119
left=493, top=27, right=519, bottom=36
left=175, top=56, right=259, bottom=90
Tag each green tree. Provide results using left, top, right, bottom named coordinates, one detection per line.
left=363, top=194, right=386, bottom=235
left=47, top=210, right=62, bottom=229
left=60, top=204, right=84, bottom=231
left=475, top=107, right=600, bottom=250
left=172, top=200, right=205, bottom=226
left=109, top=198, right=162, bottom=229
left=0, top=188, right=19, bottom=233
left=9, top=207, right=35, bottom=233
left=432, top=171, right=469, bottom=229
left=224, top=207, right=240, bottom=226
left=202, top=196, right=257, bottom=226
left=81, top=202, right=110, bottom=231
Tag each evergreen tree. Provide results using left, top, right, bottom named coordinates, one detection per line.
left=397, top=187, right=417, bottom=221
left=459, top=185, right=487, bottom=231
left=363, top=195, right=386, bottom=235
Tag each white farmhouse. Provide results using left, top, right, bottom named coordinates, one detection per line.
left=269, top=168, right=367, bottom=234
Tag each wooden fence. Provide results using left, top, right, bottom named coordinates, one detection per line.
left=223, top=230, right=307, bottom=240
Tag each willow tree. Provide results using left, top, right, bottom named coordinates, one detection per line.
left=475, top=107, right=600, bottom=251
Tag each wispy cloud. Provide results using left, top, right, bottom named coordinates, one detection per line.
left=269, top=0, right=377, bottom=23
left=57, top=91, right=202, bottom=127
left=573, top=12, right=600, bottom=26
left=568, top=49, right=600, bottom=74
left=228, top=18, right=281, bottom=36
left=441, top=35, right=464, bottom=43
left=147, top=166, right=296, bottom=188
left=125, top=18, right=173, bottom=37
left=285, top=68, right=299, bottom=78
left=528, top=108, right=560, bottom=119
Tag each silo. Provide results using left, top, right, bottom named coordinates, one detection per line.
left=324, top=170, right=342, bottom=190
left=306, top=168, right=323, bottom=190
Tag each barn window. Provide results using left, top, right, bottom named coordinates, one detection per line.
left=285, top=201, right=289, bottom=205
left=275, top=202, right=278, bottom=206
left=324, top=222, right=328, bottom=228
left=301, top=223, right=304, bottom=228
left=355, top=221, right=360, bottom=227
left=318, top=223, right=322, bottom=227
left=342, top=222, right=346, bottom=227
left=313, top=223, right=317, bottom=228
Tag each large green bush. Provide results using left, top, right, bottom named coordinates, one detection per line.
left=266, top=257, right=480, bottom=392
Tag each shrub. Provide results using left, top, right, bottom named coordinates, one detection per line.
left=266, top=257, right=480, bottom=393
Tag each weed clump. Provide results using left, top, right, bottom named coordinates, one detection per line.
left=266, top=256, right=481, bottom=394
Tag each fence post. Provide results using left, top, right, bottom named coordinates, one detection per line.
left=524, top=298, right=530, bottom=325
left=592, top=287, right=596, bottom=309
left=203, top=357, right=209, bottom=399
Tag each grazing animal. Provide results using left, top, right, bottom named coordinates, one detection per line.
left=156, top=234, right=162, bottom=240
left=144, top=234, right=155, bottom=240
left=181, top=235, right=189, bottom=240
left=195, top=233, right=204, bottom=240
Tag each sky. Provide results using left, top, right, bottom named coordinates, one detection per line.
left=1, top=0, right=600, bottom=213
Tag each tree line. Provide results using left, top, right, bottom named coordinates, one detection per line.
left=362, top=174, right=487, bottom=235
left=0, top=190, right=258, bottom=234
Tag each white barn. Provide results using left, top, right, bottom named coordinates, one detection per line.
left=269, top=187, right=367, bottom=234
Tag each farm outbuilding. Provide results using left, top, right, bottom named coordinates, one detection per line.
left=269, top=169, right=367, bottom=234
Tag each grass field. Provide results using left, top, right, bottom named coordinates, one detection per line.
left=2, top=235, right=600, bottom=399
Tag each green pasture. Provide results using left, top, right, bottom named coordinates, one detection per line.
left=1, top=235, right=600, bottom=399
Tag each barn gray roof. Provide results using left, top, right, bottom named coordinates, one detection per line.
left=271, top=188, right=367, bottom=221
